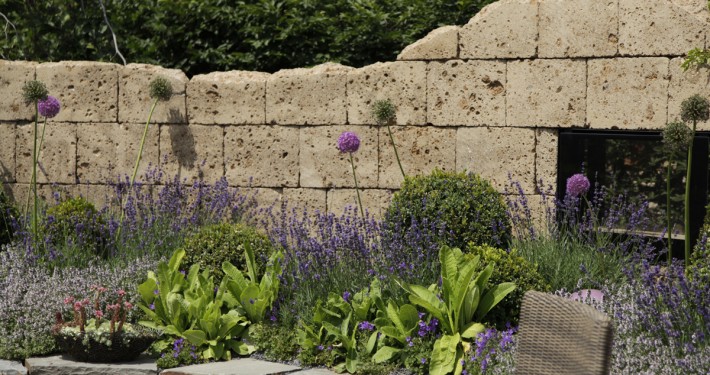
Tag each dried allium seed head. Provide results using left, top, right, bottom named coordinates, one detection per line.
left=680, top=94, right=710, bottom=123
left=371, top=99, right=396, bottom=125
left=662, top=121, right=692, bottom=154
left=149, top=77, right=173, bottom=101
left=22, top=80, right=48, bottom=105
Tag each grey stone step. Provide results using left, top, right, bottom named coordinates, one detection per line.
left=160, top=358, right=301, bottom=375
left=25, top=354, right=157, bottom=375
left=0, top=359, right=27, bottom=375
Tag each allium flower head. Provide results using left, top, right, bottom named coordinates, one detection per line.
left=372, top=99, right=396, bottom=125
left=22, top=80, right=48, bottom=105
left=680, top=94, right=710, bottom=123
left=662, top=121, right=692, bottom=154
left=38, top=95, right=61, bottom=118
left=566, top=173, right=590, bottom=198
left=337, top=131, right=360, bottom=153
left=149, top=77, right=173, bottom=102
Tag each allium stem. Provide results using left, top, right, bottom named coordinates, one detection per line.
left=684, top=121, right=696, bottom=263
left=666, top=162, right=672, bottom=266
left=30, top=103, right=39, bottom=241
left=349, top=152, right=365, bottom=218
left=387, top=124, right=406, bottom=178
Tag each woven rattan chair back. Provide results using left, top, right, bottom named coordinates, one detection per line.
left=515, top=290, right=613, bottom=375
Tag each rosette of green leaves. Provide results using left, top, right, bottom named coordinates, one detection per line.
left=370, top=300, right=420, bottom=364
left=136, top=249, right=253, bottom=361
left=400, top=245, right=515, bottom=375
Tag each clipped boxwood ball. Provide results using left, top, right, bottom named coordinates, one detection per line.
left=180, top=223, right=277, bottom=283
left=466, top=244, right=550, bottom=329
left=384, top=169, right=511, bottom=250
left=45, top=196, right=107, bottom=257
left=0, top=184, right=18, bottom=246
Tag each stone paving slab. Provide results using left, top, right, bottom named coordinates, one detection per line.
left=25, top=355, right=157, bottom=375
left=160, top=358, right=301, bottom=375
left=0, top=359, right=27, bottom=375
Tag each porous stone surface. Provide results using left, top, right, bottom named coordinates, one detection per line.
left=0, top=60, right=36, bottom=121
left=619, top=0, right=706, bottom=56
left=0, top=359, right=26, bottom=375
left=266, top=63, right=352, bottom=125
left=245, top=187, right=283, bottom=211
left=347, top=61, right=427, bottom=125
left=159, top=124, right=224, bottom=184
left=74, top=184, right=120, bottom=209
left=397, top=26, right=459, bottom=60
left=539, top=0, right=618, bottom=58
left=188, top=71, right=269, bottom=125
left=36, top=61, right=119, bottom=123
left=283, top=188, right=327, bottom=215
left=77, top=123, right=160, bottom=184
left=0, top=123, right=15, bottom=182
left=459, top=0, right=538, bottom=59
left=290, top=368, right=339, bottom=375
left=668, top=57, right=710, bottom=130
left=119, top=64, right=188, bottom=124
left=161, top=357, right=300, bottom=375
left=427, top=60, right=506, bottom=127
left=379, top=126, right=456, bottom=189
left=15, top=122, right=76, bottom=184
left=25, top=355, right=156, bottom=375
left=507, top=59, right=586, bottom=127
left=587, top=57, right=670, bottom=130
left=327, top=188, right=393, bottom=217
left=300, top=125, right=378, bottom=188
left=535, top=128, right=559, bottom=188
left=224, top=125, right=299, bottom=187
left=456, top=127, right=536, bottom=194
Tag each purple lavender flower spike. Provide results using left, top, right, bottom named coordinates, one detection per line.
left=566, top=173, right=590, bottom=198
left=337, top=131, right=360, bottom=153
left=38, top=95, right=61, bottom=118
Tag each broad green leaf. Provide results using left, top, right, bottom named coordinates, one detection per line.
left=461, top=322, right=485, bottom=339
left=240, top=285, right=265, bottom=322
left=405, top=284, right=446, bottom=326
left=429, top=333, right=460, bottom=375
left=168, top=249, right=185, bottom=272
left=372, top=346, right=401, bottom=363
left=198, top=318, right=218, bottom=340
left=228, top=340, right=255, bottom=355
left=137, top=277, right=158, bottom=304
left=243, top=240, right=258, bottom=282
left=183, top=329, right=207, bottom=346
left=379, top=326, right=405, bottom=344
left=386, top=301, right=406, bottom=335
left=366, top=331, right=378, bottom=354
left=473, top=263, right=493, bottom=291
left=475, top=282, right=516, bottom=320
left=398, top=304, right=420, bottom=333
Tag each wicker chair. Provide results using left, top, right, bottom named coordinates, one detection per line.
left=515, top=290, right=614, bottom=375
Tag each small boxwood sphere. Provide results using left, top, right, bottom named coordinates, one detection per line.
left=45, top=196, right=107, bottom=257
left=384, top=169, right=511, bottom=250
left=0, top=184, right=17, bottom=246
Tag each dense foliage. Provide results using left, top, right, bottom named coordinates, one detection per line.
left=44, top=196, right=108, bottom=259
left=0, top=183, right=16, bottom=246
left=0, top=0, right=495, bottom=76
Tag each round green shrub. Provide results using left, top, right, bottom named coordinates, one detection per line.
left=45, top=196, right=107, bottom=257
left=180, top=223, right=277, bottom=283
left=466, top=244, right=550, bottom=329
left=384, top=169, right=511, bottom=250
left=0, top=183, right=18, bottom=246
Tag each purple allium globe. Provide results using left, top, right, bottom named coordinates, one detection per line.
left=337, top=131, right=360, bottom=153
left=566, top=173, right=590, bottom=198
left=38, top=95, right=61, bottom=118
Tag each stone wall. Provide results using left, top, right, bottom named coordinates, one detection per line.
left=1, top=0, right=709, bottom=217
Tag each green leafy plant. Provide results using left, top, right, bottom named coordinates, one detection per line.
left=0, top=182, right=18, bottom=246
left=682, top=48, right=710, bottom=71
left=247, top=322, right=300, bottom=362
left=370, top=300, right=423, bottom=366
left=400, top=245, right=515, bottom=375
left=45, top=196, right=107, bottom=259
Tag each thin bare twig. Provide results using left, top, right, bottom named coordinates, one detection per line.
left=0, top=11, right=18, bottom=60
left=97, top=0, right=126, bottom=65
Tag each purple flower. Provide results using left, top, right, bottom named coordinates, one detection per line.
left=38, top=95, right=61, bottom=118
left=337, top=131, right=360, bottom=153
left=149, top=303, right=155, bottom=310
left=566, top=173, right=590, bottom=198
left=358, top=320, right=375, bottom=331
left=342, top=290, right=351, bottom=302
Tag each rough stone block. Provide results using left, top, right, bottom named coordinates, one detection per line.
left=539, top=0, right=618, bottom=58
left=379, top=126, right=456, bottom=189
left=16, top=122, right=76, bottom=184
left=300, top=125, right=378, bottom=188
left=161, top=357, right=300, bottom=375
left=25, top=354, right=156, bottom=375
left=0, top=60, right=36, bottom=121
left=266, top=63, right=352, bottom=125
left=188, top=71, right=268, bottom=125
left=347, top=61, right=427, bottom=125
left=77, top=123, right=160, bottom=184
left=9, top=183, right=78, bottom=214
left=535, top=128, right=558, bottom=188
left=224, top=125, right=299, bottom=187
left=74, top=183, right=120, bottom=210
left=0, top=123, right=15, bottom=182
left=283, top=188, right=327, bottom=215
left=587, top=58, right=669, bottom=130
left=668, top=57, right=710, bottom=130
left=0, top=359, right=26, bottom=375
left=36, top=61, right=119, bottom=122
left=619, top=0, right=706, bottom=56
left=327, top=188, right=393, bottom=218
left=159, top=124, right=224, bottom=184
left=243, top=187, right=283, bottom=212
left=397, top=26, right=459, bottom=60
left=119, top=63, right=188, bottom=124
left=507, top=59, right=586, bottom=127
left=459, top=0, right=538, bottom=59
left=427, top=60, right=506, bottom=126
left=456, top=127, right=536, bottom=194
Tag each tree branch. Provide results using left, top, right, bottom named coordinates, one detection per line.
left=0, top=11, right=18, bottom=60
left=97, top=0, right=126, bottom=65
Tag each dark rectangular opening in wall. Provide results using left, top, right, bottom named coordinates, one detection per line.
left=557, top=130, right=710, bottom=260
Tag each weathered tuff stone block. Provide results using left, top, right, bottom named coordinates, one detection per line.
left=459, top=0, right=538, bottom=59
left=266, top=63, right=352, bottom=125
left=668, top=57, right=710, bottom=130
left=245, top=187, right=283, bottom=211
left=74, top=184, right=120, bottom=210
left=587, top=58, right=669, bottom=130
left=539, top=0, right=618, bottom=58
left=327, top=188, right=393, bottom=218
left=36, top=61, right=119, bottom=122
left=535, top=128, right=558, bottom=188
left=25, top=354, right=156, bottom=375
left=16, top=122, right=76, bottom=184
left=224, top=125, right=299, bottom=187
left=283, top=188, right=327, bottom=215
left=379, top=126, right=456, bottom=189
left=0, top=60, right=36, bottom=121
left=159, top=124, right=224, bottom=184
left=188, top=71, right=269, bottom=125
left=619, top=0, right=706, bottom=56
left=119, top=64, right=188, bottom=124
left=507, top=59, right=586, bottom=127
left=77, top=123, right=159, bottom=184
left=0, top=123, right=15, bottom=182
left=300, top=125, right=378, bottom=188
left=456, top=127, right=536, bottom=194
left=397, top=26, right=459, bottom=61
left=427, top=60, right=506, bottom=127
left=347, top=62, right=427, bottom=125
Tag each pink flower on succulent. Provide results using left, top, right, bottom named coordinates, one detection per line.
left=64, top=297, right=75, bottom=305
left=98, top=286, right=108, bottom=293
left=81, top=299, right=91, bottom=306
left=117, top=289, right=126, bottom=297
left=37, top=95, right=61, bottom=118
left=95, top=310, right=104, bottom=319
left=73, top=302, right=82, bottom=310
left=124, top=302, right=133, bottom=310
